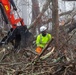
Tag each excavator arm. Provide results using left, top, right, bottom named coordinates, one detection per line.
left=0, top=0, right=24, bottom=29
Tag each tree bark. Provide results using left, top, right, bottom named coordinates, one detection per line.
left=31, top=0, right=40, bottom=35
left=52, top=0, right=59, bottom=48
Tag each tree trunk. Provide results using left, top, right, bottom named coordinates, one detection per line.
left=31, top=0, right=40, bottom=35
left=52, top=0, right=59, bottom=48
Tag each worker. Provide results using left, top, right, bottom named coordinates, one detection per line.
left=36, top=26, right=53, bottom=54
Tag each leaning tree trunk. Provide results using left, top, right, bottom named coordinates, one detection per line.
left=52, top=0, right=59, bottom=48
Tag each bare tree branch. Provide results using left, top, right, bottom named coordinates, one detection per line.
left=28, top=0, right=52, bottom=30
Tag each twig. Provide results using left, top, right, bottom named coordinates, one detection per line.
left=0, top=62, right=24, bottom=65
left=32, top=40, right=53, bottom=64
left=40, top=47, right=55, bottom=60
left=25, top=40, right=53, bottom=68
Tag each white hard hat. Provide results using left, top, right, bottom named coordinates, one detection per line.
left=40, top=26, right=47, bottom=32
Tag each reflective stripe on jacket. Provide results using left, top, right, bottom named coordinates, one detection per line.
left=36, top=33, right=52, bottom=48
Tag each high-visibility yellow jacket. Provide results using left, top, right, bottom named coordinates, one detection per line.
left=36, top=33, right=52, bottom=48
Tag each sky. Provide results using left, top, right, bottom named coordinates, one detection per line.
left=59, top=0, right=76, bottom=12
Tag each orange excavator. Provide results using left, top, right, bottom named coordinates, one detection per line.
left=0, top=0, right=33, bottom=49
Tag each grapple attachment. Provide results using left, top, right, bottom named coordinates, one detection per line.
left=0, top=26, right=34, bottom=49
